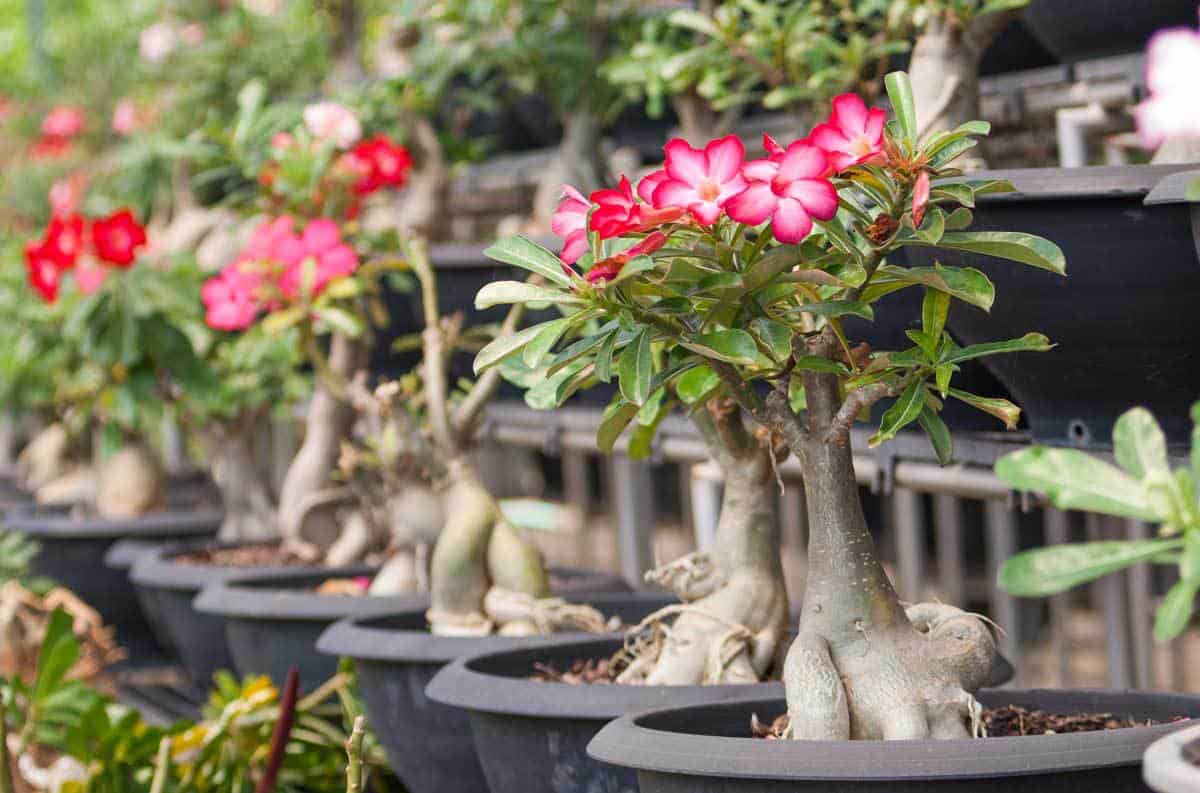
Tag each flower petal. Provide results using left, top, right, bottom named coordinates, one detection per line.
left=663, top=138, right=708, bottom=185
left=741, top=158, right=779, bottom=182
left=560, top=230, right=588, bottom=264
left=865, top=108, right=887, bottom=141
left=830, top=93, right=868, bottom=135
left=704, top=135, right=744, bottom=183
left=689, top=202, right=722, bottom=225
left=778, top=142, right=829, bottom=182
left=302, top=218, right=342, bottom=253
left=725, top=182, right=777, bottom=226
left=652, top=179, right=700, bottom=209
left=771, top=198, right=814, bottom=244
left=785, top=178, right=839, bottom=220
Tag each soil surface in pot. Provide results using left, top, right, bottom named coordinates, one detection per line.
left=171, top=541, right=320, bottom=567
left=751, top=707, right=1186, bottom=740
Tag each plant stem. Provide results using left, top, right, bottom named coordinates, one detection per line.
left=344, top=715, right=366, bottom=793
left=149, top=737, right=172, bottom=793
left=0, top=693, right=15, bottom=793
left=254, top=667, right=299, bottom=793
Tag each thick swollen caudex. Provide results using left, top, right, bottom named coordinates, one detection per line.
left=278, top=332, right=363, bottom=547
left=210, top=423, right=276, bottom=541
left=779, top=346, right=998, bottom=740
left=618, top=404, right=788, bottom=685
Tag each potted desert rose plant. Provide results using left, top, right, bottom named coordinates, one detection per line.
left=425, top=72, right=1198, bottom=792
left=992, top=403, right=1200, bottom=793
left=4, top=195, right=225, bottom=658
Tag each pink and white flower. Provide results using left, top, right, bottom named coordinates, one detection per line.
left=202, top=264, right=264, bottom=330
left=112, top=100, right=138, bottom=135
left=551, top=185, right=590, bottom=265
left=647, top=135, right=747, bottom=225
left=589, top=176, right=684, bottom=239
left=1135, top=25, right=1200, bottom=148
left=725, top=141, right=838, bottom=244
left=303, top=102, right=362, bottom=150
left=139, top=22, right=179, bottom=63
left=809, top=94, right=887, bottom=173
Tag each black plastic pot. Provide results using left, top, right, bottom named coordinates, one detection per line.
left=1144, top=723, right=1200, bottom=793
left=427, top=636, right=782, bottom=793
left=589, top=689, right=1200, bottom=793
left=316, top=592, right=675, bottom=793
left=3, top=504, right=222, bottom=660
left=907, top=165, right=1200, bottom=448
left=128, top=542, right=312, bottom=687
left=1023, top=0, right=1197, bottom=62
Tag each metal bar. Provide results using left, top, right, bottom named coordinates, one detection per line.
left=1125, top=518, right=1156, bottom=689
left=933, top=495, right=964, bottom=607
left=984, top=500, right=1022, bottom=674
left=1043, top=509, right=1074, bottom=687
left=892, top=488, right=925, bottom=604
left=689, top=461, right=722, bottom=551
left=561, top=449, right=592, bottom=565
left=1087, top=514, right=1134, bottom=689
left=609, top=456, right=655, bottom=588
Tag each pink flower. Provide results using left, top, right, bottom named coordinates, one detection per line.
left=303, top=102, right=362, bottom=150
left=139, top=22, right=179, bottom=63
left=589, top=176, right=684, bottom=239
left=551, top=185, right=590, bottom=265
left=726, top=141, right=838, bottom=244
left=180, top=23, right=206, bottom=46
left=585, top=232, right=668, bottom=284
left=636, top=170, right=669, bottom=204
left=203, top=264, right=264, bottom=331
left=912, top=170, right=931, bottom=228
left=648, top=135, right=747, bottom=225
left=41, top=106, right=84, bottom=139
left=809, top=94, right=887, bottom=173
left=49, top=175, right=87, bottom=217
left=271, top=132, right=296, bottom=150
left=112, top=100, right=138, bottom=135
left=762, top=133, right=786, bottom=157
left=1136, top=26, right=1200, bottom=148
left=277, top=218, right=360, bottom=299
left=73, top=258, right=110, bottom=295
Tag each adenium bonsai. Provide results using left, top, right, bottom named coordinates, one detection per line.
left=475, top=72, right=1066, bottom=738
left=997, top=403, right=1200, bottom=642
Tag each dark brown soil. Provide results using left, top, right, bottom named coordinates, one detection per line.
left=751, top=706, right=1186, bottom=739
left=171, top=542, right=320, bottom=567
left=530, top=657, right=626, bottom=685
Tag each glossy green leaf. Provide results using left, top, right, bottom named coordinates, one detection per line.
left=944, top=207, right=974, bottom=229
left=484, top=236, right=574, bottom=288
left=475, top=280, right=581, bottom=309
left=795, top=300, right=874, bottom=321
left=1112, top=406, right=1169, bottom=479
left=618, top=329, right=652, bottom=405
left=630, top=393, right=672, bottom=460
left=948, top=388, right=1020, bottom=429
left=1155, top=578, right=1200, bottom=641
left=676, top=365, right=720, bottom=405
left=474, top=320, right=553, bottom=374
left=743, top=246, right=803, bottom=290
left=941, top=333, right=1052, bottom=364
left=597, top=399, right=639, bottom=454
left=885, top=71, right=916, bottom=146
left=680, top=329, right=759, bottom=365
left=930, top=182, right=976, bottom=208
left=995, top=447, right=1157, bottom=520
left=594, top=328, right=619, bottom=383
left=870, top=380, right=925, bottom=447
left=750, top=318, right=793, bottom=363
left=1000, top=539, right=1182, bottom=597
left=905, top=231, right=1066, bottom=275
left=918, top=405, right=953, bottom=466
left=522, top=318, right=573, bottom=367
left=793, top=355, right=851, bottom=375
left=922, top=288, right=950, bottom=341
left=865, top=264, right=995, bottom=311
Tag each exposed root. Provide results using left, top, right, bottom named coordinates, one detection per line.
left=483, top=588, right=610, bottom=635
left=643, top=551, right=722, bottom=602
left=95, top=444, right=165, bottom=519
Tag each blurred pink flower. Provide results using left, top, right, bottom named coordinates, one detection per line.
left=271, top=132, right=296, bottom=150
left=73, top=258, right=110, bottom=295
left=1136, top=25, right=1200, bottom=148
left=49, top=174, right=87, bottom=217
left=41, top=106, right=84, bottom=139
left=112, top=100, right=138, bottom=135
left=303, top=102, right=362, bottom=150
left=180, top=23, right=206, bottom=47
left=203, top=264, right=264, bottom=331
left=551, top=185, right=590, bottom=265
left=276, top=218, right=360, bottom=299
left=139, top=22, right=179, bottom=63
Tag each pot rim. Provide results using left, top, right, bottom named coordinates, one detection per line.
left=1143, top=722, right=1200, bottom=792
left=425, top=634, right=782, bottom=720
left=587, top=690, right=1200, bottom=781
left=4, top=505, right=224, bottom=539
left=193, top=565, right=426, bottom=622
left=943, top=164, right=1200, bottom=204
left=316, top=592, right=675, bottom=665
left=129, top=540, right=325, bottom=592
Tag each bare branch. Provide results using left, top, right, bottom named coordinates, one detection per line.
left=825, top=381, right=898, bottom=447
left=452, top=298, right=528, bottom=440
left=409, top=237, right=456, bottom=454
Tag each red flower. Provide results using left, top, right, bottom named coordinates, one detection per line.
left=90, top=209, right=147, bottom=266
left=589, top=176, right=684, bottom=239
left=348, top=135, right=412, bottom=195
left=585, top=232, right=668, bottom=284
left=809, top=94, right=887, bottom=173
left=24, top=241, right=62, bottom=303
left=911, top=170, right=931, bottom=228
left=43, top=214, right=86, bottom=269
left=648, top=135, right=747, bottom=225
left=726, top=141, right=838, bottom=244
left=551, top=184, right=590, bottom=265
left=29, top=136, right=72, bottom=160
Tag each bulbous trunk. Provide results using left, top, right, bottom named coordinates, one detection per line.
left=277, top=333, right=363, bottom=547
left=210, top=419, right=277, bottom=541
left=95, top=442, right=165, bottom=519
left=532, top=110, right=606, bottom=230
left=396, top=117, right=450, bottom=240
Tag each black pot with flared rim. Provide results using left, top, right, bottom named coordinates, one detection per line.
left=426, top=635, right=783, bottom=793
left=1143, top=722, right=1200, bottom=793
left=905, top=165, right=1200, bottom=448
left=316, top=592, right=676, bottom=793
left=588, top=688, right=1200, bottom=793
left=193, top=567, right=423, bottom=691
left=1022, top=0, right=1197, bottom=62
left=4, top=503, right=222, bottom=661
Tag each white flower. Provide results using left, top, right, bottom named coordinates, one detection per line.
left=242, top=0, right=283, bottom=16
left=1136, top=26, right=1200, bottom=148
left=303, top=101, right=362, bottom=150
left=139, top=22, right=179, bottom=63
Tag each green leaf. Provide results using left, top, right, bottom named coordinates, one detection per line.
left=315, top=306, right=364, bottom=337
left=1156, top=578, right=1200, bottom=641
left=864, top=264, right=995, bottom=311
left=597, top=399, right=639, bottom=453
left=630, top=393, right=672, bottom=460
left=995, top=447, right=1157, bottom=520
left=35, top=608, right=81, bottom=703
left=750, top=318, right=793, bottom=364
left=483, top=236, right=574, bottom=288
left=680, top=329, right=759, bottom=365
left=930, top=182, right=976, bottom=208
left=618, top=329, right=652, bottom=405
left=904, top=231, right=1067, bottom=276
left=885, top=71, right=916, bottom=146
left=668, top=8, right=721, bottom=36
left=522, top=317, right=573, bottom=367
left=918, top=406, right=953, bottom=466
left=525, top=359, right=588, bottom=409
left=474, top=320, right=556, bottom=374
left=940, top=333, right=1052, bottom=365
left=944, top=207, right=974, bottom=230
left=796, top=301, right=874, bottom=321
left=475, top=280, right=581, bottom=309
left=948, top=388, right=1020, bottom=429
left=789, top=375, right=806, bottom=412
left=261, top=305, right=305, bottom=335
left=1112, top=406, right=1169, bottom=479
left=927, top=137, right=979, bottom=170
left=743, top=246, right=802, bottom=290
left=792, top=355, right=850, bottom=375
left=606, top=255, right=657, bottom=286
left=922, top=288, right=950, bottom=341
left=1192, top=401, right=1200, bottom=492
left=1000, top=539, right=1182, bottom=598
left=870, top=380, right=926, bottom=447
left=934, top=363, right=955, bottom=397
left=676, top=365, right=720, bottom=405
left=594, top=328, right=619, bottom=383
